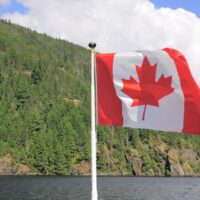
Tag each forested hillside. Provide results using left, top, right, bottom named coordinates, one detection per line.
left=0, top=20, right=200, bottom=176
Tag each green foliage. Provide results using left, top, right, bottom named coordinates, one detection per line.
left=0, top=20, right=90, bottom=174
left=142, top=150, right=156, bottom=173
left=31, top=70, right=42, bottom=84
left=132, top=129, right=140, bottom=149
left=0, top=19, right=200, bottom=175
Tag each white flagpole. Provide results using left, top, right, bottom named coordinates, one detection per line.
left=89, top=42, right=98, bottom=200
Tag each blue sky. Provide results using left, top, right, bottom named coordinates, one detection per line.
left=151, top=0, right=200, bottom=17
left=1, top=0, right=200, bottom=85
left=0, top=0, right=28, bottom=15
left=0, top=0, right=200, bottom=17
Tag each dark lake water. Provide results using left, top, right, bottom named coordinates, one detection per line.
left=0, top=176, right=200, bottom=200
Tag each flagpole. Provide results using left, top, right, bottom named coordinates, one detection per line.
left=89, top=42, right=98, bottom=200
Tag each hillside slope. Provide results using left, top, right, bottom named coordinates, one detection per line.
left=0, top=20, right=200, bottom=176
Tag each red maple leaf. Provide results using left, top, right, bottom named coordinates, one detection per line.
left=121, top=56, right=174, bottom=120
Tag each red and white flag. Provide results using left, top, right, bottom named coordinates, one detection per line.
left=96, top=48, right=200, bottom=134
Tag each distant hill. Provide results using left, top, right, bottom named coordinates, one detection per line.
left=0, top=19, right=200, bottom=176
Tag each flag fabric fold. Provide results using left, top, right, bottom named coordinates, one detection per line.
left=96, top=48, right=200, bottom=134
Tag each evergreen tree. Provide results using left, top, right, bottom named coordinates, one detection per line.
left=0, top=19, right=200, bottom=176
left=133, top=129, right=140, bottom=149
left=54, top=143, right=67, bottom=175
left=31, top=70, right=41, bottom=84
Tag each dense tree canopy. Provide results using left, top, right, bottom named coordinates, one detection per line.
left=0, top=20, right=200, bottom=175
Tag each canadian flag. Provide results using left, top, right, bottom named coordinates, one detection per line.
left=96, top=48, right=200, bottom=135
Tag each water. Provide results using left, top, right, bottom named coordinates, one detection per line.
left=0, top=176, right=200, bottom=200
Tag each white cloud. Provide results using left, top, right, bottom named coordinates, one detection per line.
left=0, top=0, right=10, bottom=6
left=1, top=0, right=200, bottom=86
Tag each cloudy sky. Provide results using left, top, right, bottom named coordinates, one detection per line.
left=0, top=0, right=200, bottom=86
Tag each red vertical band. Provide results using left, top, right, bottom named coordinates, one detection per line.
left=163, top=48, right=200, bottom=134
left=96, top=53, right=123, bottom=126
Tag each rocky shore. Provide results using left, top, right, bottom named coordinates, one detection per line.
left=1, top=144, right=199, bottom=176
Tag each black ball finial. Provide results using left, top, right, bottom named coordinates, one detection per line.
left=88, top=42, right=96, bottom=49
